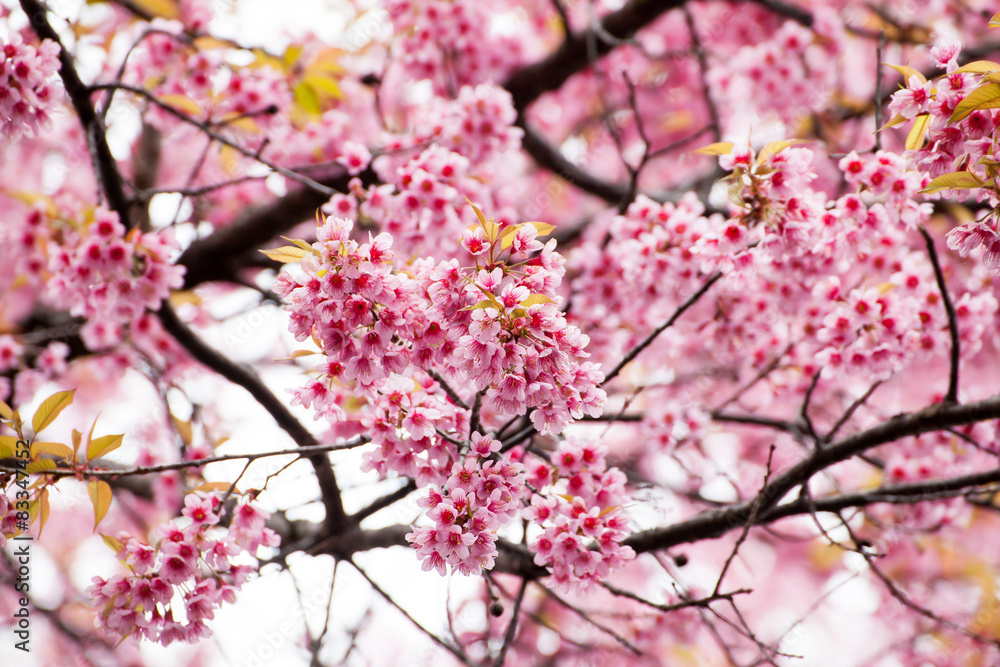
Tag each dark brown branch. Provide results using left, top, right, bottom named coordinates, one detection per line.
left=517, top=120, right=635, bottom=205
left=624, top=392, right=1000, bottom=555
left=156, top=303, right=348, bottom=533
left=919, top=225, right=961, bottom=403
left=504, top=0, right=686, bottom=112
left=177, top=165, right=378, bottom=288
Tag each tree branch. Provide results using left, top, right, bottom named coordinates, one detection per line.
left=156, top=302, right=348, bottom=533
left=504, top=0, right=686, bottom=112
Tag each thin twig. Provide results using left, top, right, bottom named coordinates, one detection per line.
left=919, top=225, right=961, bottom=403
left=493, top=578, right=529, bottom=667
left=601, top=271, right=723, bottom=386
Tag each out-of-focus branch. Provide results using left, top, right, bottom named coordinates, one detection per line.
left=504, top=0, right=686, bottom=112
left=177, top=165, right=378, bottom=288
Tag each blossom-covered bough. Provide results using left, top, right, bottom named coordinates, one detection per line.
left=4, top=0, right=1000, bottom=665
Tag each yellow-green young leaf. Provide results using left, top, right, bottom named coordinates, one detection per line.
left=877, top=113, right=909, bottom=132
left=756, top=139, right=804, bottom=165
left=301, top=73, right=342, bottom=101
left=4, top=191, right=58, bottom=217
left=31, top=441, right=75, bottom=460
left=0, top=397, right=12, bottom=421
left=294, top=81, right=322, bottom=118
left=283, top=44, right=305, bottom=68
left=905, top=114, right=931, bottom=151
left=525, top=221, right=556, bottom=237
left=462, top=298, right=498, bottom=312
left=0, top=435, right=16, bottom=459
left=984, top=72, right=1000, bottom=83
left=950, top=82, right=1000, bottom=122
left=99, top=533, right=125, bottom=555
left=281, top=236, right=318, bottom=253
left=25, top=459, right=57, bottom=474
left=87, top=433, right=124, bottom=462
left=157, top=94, right=203, bottom=117
left=259, top=246, right=311, bottom=263
left=954, top=61, right=1000, bottom=74
left=38, top=488, right=50, bottom=538
left=499, top=224, right=520, bottom=250
left=520, top=294, right=555, bottom=307
left=71, top=429, right=82, bottom=455
left=465, top=197, right=487, bottom=223
left=88, top=480, right=113, bottom=530
left=991, top=12, right=1000, bottom=28
left=691, top=141, right=734, bottom=156
left=289, top=349, right=319, bottom=359
left=920, top=171, right=985, bottom=194
left=32, top=389, right=75, bottom=435
left=883, top=63, right=926, bottom=85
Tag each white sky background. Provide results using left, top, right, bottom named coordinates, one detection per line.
left=0, top=1, right=889, bottom=664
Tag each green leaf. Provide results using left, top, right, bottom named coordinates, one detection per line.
left=87, top=433, right=124, bottom=462
left=990, top=12, right=1000, bottom=28
left=259, top=246, right=311, bottom=263
left=756, top=139, right=804, bottom=165
left=950, top=82, right=1000, bottom=123
left=526, top=221, right=556, bottom=237
left=462, top=298, right=498, bottom=312
left=293, top=81, right=322, bottom=118
left=37, top=488, right=50, bottom=538
left=100, top=533, right=125, bottom=555
left=691, top=141, right=734, bottom=156
left=883, top=63, right=926, bottom=85
left=25, top=459, right=57, bottom=474
left=31, top=441, right=75, bottom=461
left=878, top=113, right=909, bottom=132
left=920, top=171, right=985, bottom=194
left=0, top=397, right=12, bottom=421
left=88, top=480, right=113, bottom=530
left=905, top=114, right=931, bottom=151
left=953, top=61, right=1000, bottom=74
left=0, top=435, right=19, bottom=459
left=157, top=94, right=203, bottom=117
left=520, top=294, right=555, bottom=307
left=32, top=389, right=75, bottom=435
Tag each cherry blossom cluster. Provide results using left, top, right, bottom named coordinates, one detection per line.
left=274, top=215, right=414, bottom=400
left=354, top=144, right=491, bottom=256
left=386, top=1, right=528, bottom=91
left=277, top=211, right=605, bottom=437
left=148, top=50, right=289, bottom=130
left=43, top=208, right=186, bottom=350
left=409, top=84, right=524, bottom=167
left=708, top=19, right=841, bottom=126
left=406, top=432, right=524, bottom=575
left=523, top=438, right=634, bottom=589
left=887, top=40, right=1000, bottom=269
left=0, top=33, right=62, bottom=140
left=359, top=374, right=466, bottom=485
left=86, top=493, right=278, bottom=646
left=415, top=220, right=605, bottom=435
